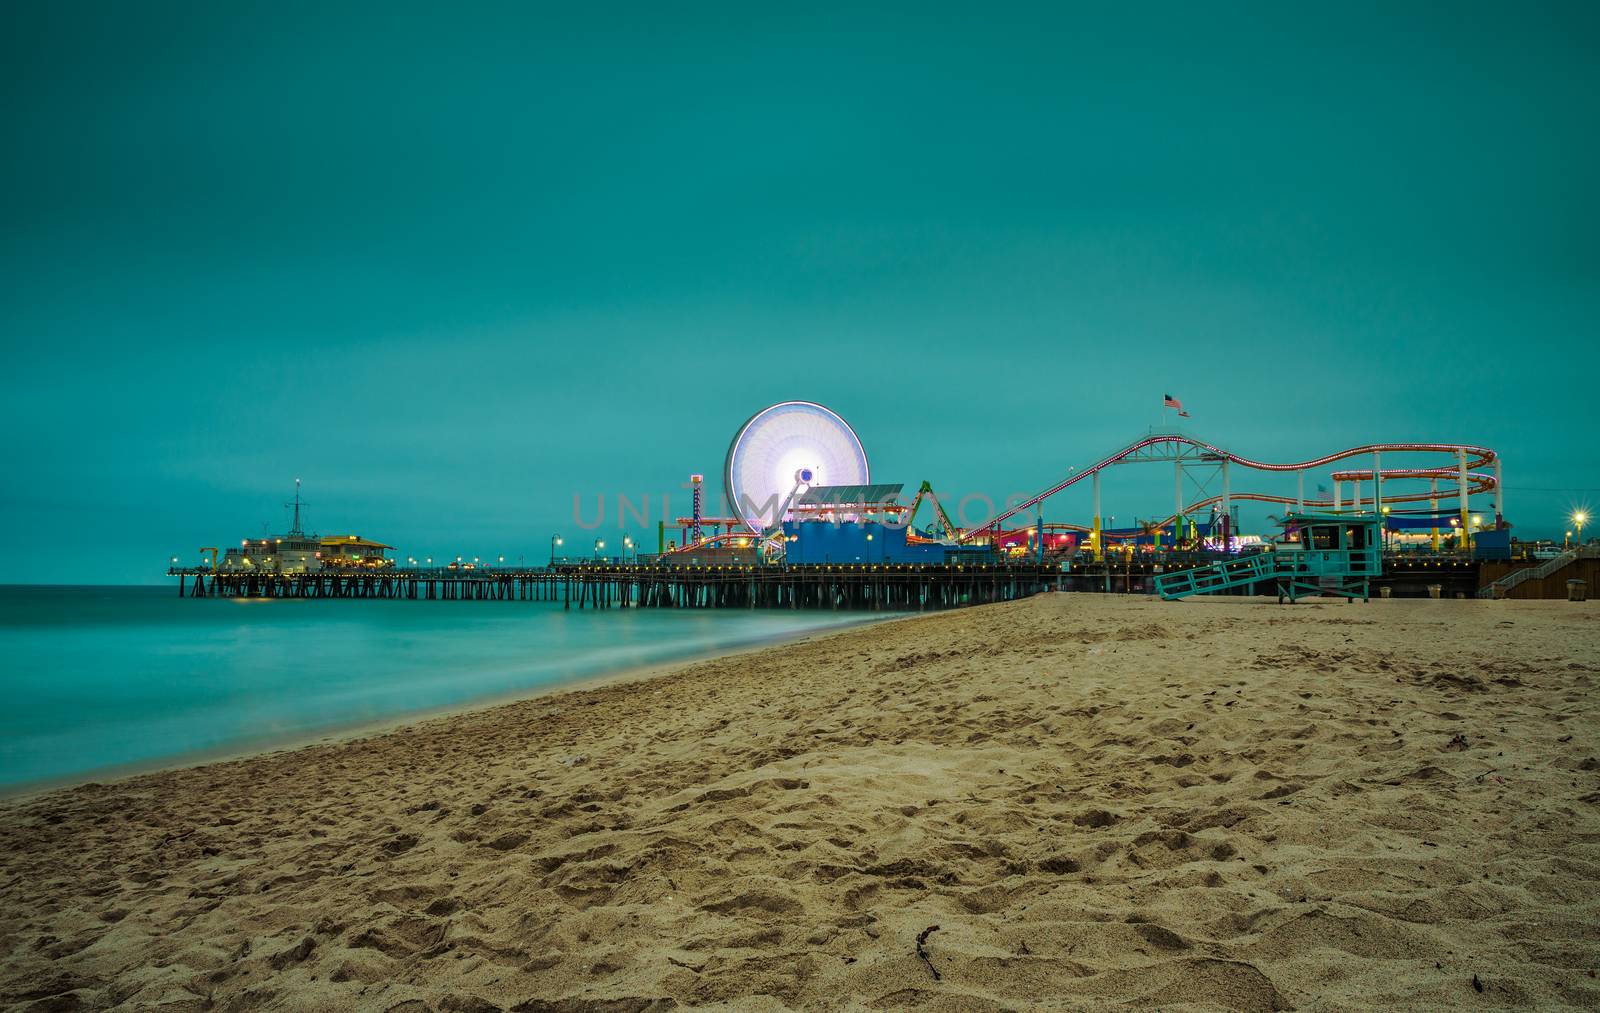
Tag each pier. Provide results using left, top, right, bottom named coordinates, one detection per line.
left=167, top=555, right=1490, bottom=606
left=168, top=562, right=1063, bottom=610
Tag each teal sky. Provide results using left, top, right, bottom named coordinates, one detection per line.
left=3, top=2, right=1597, bottom=582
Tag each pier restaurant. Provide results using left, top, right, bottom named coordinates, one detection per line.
left=218, top=534, right=393, bottom=573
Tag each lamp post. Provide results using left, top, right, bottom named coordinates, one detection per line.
left=623, top=535, right=634, bottom=563
left=1576, top=511, right=1589, bottom=546
left=594, top=538, right=605, bottom=562
left=550, top=534, right=563, bottom=566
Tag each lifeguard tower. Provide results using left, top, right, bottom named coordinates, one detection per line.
left=1155, top=512, right=1381, bottom=603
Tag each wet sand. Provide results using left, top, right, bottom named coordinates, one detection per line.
left=0, top=615, right=890, bottom=803
left=2, top=594, right=1597, bottom=1010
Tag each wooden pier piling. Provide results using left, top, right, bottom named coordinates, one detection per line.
left=168, top=555, right=1486, bottom=605
left=165, top=563, right=1065, bottom=609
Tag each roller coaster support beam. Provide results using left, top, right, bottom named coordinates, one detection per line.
left=1458, top=450, right=1470, bottom=550
left=1431, top=479, right=1440, bottom=552
left=1373, top=451, right=1382, bottom=519
left=1174, top=460, right=1183, bottom=537
left=1334, top=480, right=1342, bottom=512
left=1221, top=459, right=1231, bottom=544
left=1092, top=471, right=1102, bottom=561
left=1037, top=506, right=1046, bottom=564
left=1494, top=457, right=1504, bottom=524
left=1297, top=471, right=1305, bottom=512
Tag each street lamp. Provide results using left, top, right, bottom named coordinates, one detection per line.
left=550, top=535, right=563, bottom=566
left=623, top=535, right=634, bottom=562
left=1576, top=511, right=1589, bottom=545
left=594, top=538, right=605, bottom=561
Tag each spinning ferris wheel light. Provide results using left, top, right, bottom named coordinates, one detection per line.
left=724, top=401, right=869, bottom=533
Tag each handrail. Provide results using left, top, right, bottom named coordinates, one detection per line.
left=1478, top=545, right=1596, bottom=598
left=1155, top=552, right=1291, bottom=598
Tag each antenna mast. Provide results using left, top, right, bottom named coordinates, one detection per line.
left=286, top=479, right=308, bottom=537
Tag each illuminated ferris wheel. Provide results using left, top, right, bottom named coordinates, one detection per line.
left=724, top=401, right=869, bottom=533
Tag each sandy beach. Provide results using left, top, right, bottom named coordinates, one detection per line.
left=2, top=593, right=1597, bottom=1011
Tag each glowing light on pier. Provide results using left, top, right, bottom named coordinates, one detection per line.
left=724, top=401, right=869, bottom=533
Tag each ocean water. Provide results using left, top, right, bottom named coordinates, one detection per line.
left=0, top=585, right=884, bottom=791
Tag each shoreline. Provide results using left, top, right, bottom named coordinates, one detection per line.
left=3, top=594, right=1595, bottom=1010
left=0, top=608, right=915, bottom=803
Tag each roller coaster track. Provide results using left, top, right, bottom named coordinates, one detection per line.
left=967, top=433, right=1498, bottom=541
left=664, top=531, right=765, bottom=554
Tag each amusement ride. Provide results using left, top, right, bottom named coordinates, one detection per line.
left=662, top=400, right=1505, bottom=567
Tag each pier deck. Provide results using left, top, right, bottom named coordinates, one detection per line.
left=167, top=554, right=1488, bottom=606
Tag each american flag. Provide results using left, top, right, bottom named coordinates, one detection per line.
left=1163, top=394, right=1190, bottom=417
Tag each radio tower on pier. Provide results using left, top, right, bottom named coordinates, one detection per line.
left=285, top=479, right=308, bottom=537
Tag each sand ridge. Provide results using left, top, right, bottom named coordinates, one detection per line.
left=1, top=594, right=1597, bottom=1010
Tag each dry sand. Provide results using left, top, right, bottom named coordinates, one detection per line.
left=2, top=594, right=1597, bottom=1011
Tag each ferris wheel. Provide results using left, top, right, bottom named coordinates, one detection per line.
left=724, top=401, right=869, bottom=533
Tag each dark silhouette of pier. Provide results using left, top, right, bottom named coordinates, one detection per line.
left=167, top=563, right=1065, bottom=610
left=167, top=553, right=1488, bottom=606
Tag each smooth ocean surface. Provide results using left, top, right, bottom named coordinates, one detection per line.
left=0, top=585, right=881, bottom=790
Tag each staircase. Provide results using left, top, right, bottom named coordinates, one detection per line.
left=1478, top=546, right=1597, bottom=599
left=1156, top=552, right=1292, bottom=600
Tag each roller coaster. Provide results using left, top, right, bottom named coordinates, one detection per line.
left=661, top=414, right=1503, bottom=564
left=963, top=432, right=1503, bottom=553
